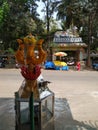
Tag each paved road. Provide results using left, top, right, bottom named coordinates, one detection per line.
left=0, top=69, right=98, bottom=130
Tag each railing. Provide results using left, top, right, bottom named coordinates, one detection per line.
left=53, top=37, right=83, bottom=43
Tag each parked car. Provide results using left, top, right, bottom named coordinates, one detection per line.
left=0, top=59, right=5, bottom=68
left=0, top=55, right=9, bottom=68
left=67, top=60, right=75, bottom=66
left=92, top=61, right=98, bottom=70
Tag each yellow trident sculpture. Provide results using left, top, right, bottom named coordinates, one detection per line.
left=15, top=34, right=47, bottom=99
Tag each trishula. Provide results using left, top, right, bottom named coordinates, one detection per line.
left=15, top=34, right=47, bottom=99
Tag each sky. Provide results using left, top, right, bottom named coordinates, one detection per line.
left=36, top=1, right=45, bottom=19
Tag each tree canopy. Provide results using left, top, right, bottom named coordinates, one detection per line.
left=0, top=0, right=98, bottom=58
left=0, top=0, right=43, bottom=50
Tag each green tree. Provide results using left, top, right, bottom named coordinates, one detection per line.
left=40, top=0, right=61, bottom=61
left=41, top=0, right=60, bottom=33
left=57, top=0, right=82, bottom=29
left=0, top=0, right=43, bottom=51
left=57, top=0, right=98, bottom=67
left=76, top=0, right=98, bottom=67
left=0, top=1, right=9, bottom=50
left=0, top=1, right=9, bottom=28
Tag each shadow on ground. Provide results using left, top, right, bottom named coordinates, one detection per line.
left=54, top=98, right=98, bottom=130
left=0, top=98, right=15, bottom=130
left=0, top=98, right=98, bottom=130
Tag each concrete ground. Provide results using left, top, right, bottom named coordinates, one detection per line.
left=0, top=68, right=98, bottom=130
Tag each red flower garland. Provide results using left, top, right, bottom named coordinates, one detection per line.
left=21, top=65, right=41, bottom=80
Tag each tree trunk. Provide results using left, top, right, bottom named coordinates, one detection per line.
left=87, top=14, right=92, bottom=68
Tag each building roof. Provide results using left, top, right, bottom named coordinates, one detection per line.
left=53, top=30, right=87, bottom=47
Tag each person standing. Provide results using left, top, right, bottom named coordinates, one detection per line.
left=76, top=61, right=81, bottom=71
